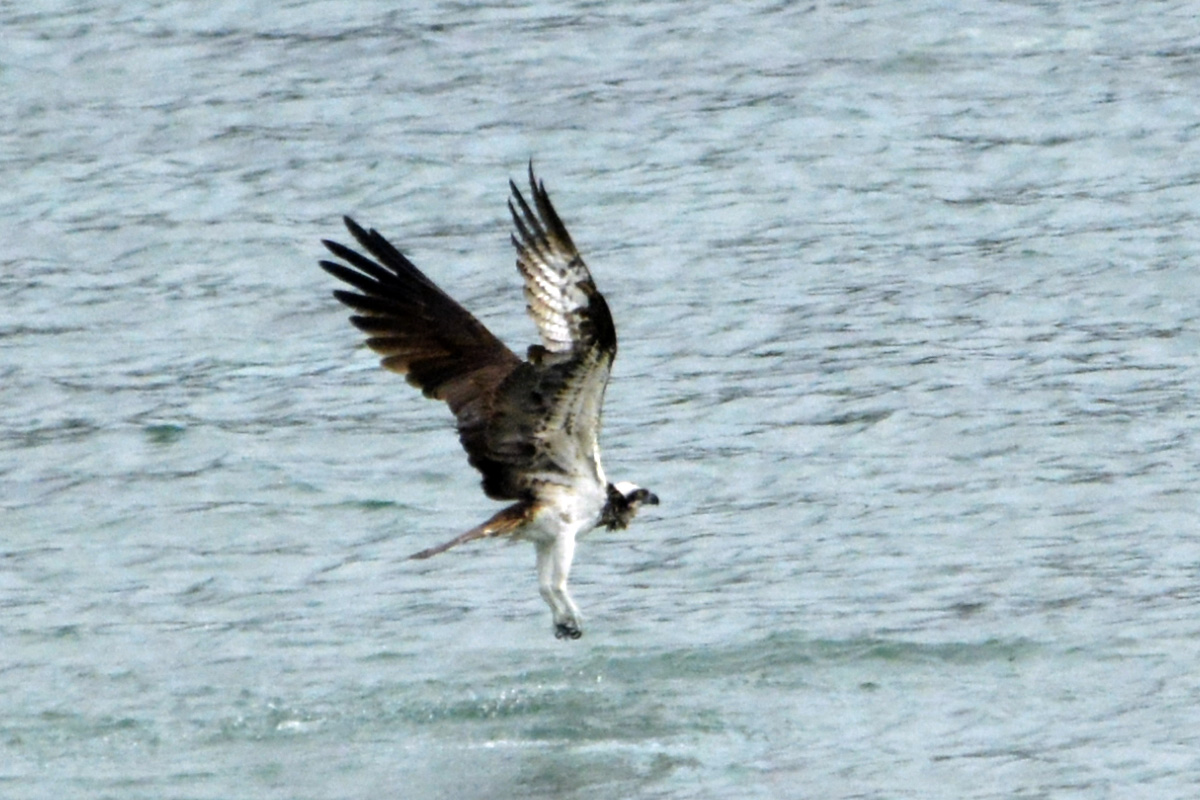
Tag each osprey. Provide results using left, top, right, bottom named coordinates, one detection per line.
left=319, top=166, right=658, bottom=640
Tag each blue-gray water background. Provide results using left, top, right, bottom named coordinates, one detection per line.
left=4, top=1, right=1200, bottom=797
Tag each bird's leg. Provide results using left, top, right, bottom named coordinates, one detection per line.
left=536, top=534, right=582, bottom=640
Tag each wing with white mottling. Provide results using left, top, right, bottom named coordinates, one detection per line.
left=509, top=165, right=617, bottom=358
left=500, top=166, right=619, bottom=493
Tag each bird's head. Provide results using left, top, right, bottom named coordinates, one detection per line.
left=602, top=481, right=659, bottom=531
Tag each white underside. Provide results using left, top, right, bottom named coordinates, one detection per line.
left=519, top=479, right=607, bottom=637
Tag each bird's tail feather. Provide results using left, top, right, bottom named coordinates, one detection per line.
left=408, top=501, right=530, bottom=560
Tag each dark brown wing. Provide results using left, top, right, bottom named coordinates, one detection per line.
left=320, top=217, right=524, bottom=498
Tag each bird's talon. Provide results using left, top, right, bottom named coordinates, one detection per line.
left=555, top=623, right=583, bottom=640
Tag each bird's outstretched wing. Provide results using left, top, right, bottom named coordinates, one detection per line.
left=320, top=217, right=524, bottom=497
left=498, top=167, right=619, bottom=490
left=509, top=164, right=617, bottom=358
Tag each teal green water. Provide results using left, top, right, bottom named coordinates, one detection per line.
left=5, top=0, right=1200, bottom=798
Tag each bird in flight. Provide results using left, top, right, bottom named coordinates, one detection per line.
left=319, top=165, right=658, bottom=639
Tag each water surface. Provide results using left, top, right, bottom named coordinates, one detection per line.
left=4, top=1, right=1200, bottom=797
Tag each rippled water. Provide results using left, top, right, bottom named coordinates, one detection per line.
left=5, top=1, right=1200, bottom=797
